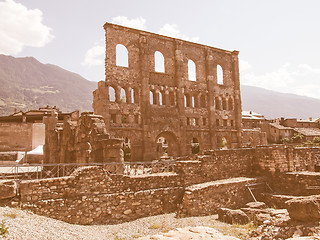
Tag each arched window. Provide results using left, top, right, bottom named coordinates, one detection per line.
left=169, top=91, right=175, bottom=105
left=217, top=64, right=223, bottom=85
left=109, top=86, right=116, bottom=102
left=154, top=51, right=165, bottom=73
left=184, top=94, right=191, bottom=107
left=116, top=44, right=128, bottom=67
left=215, top=97, right=221, bottom=110
left=161, top=91, right=166, bottom=105
left=149, top=91, right=154, bottom=105
left=131, top=89, right=135, bottom=103
left=120, top=88, right=126, bottom=103
left=222, top=98, right=227, bottom=110
left=200, top=95, right=206, bottom=108
left=159, top=92, right=163, bottom=105
left=228, top=97, right=234, bottom=110
left=188, top=59, right=196, bottom=81
left=191, top=138, right=200, bottom=154
left=191, top=96, right=195, bottom=108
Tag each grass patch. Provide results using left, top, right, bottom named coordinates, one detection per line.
left=4, top=212, right=18, bottom=219
left=210, top=220, right=257, bottom=240
left=148, top=223, right=161, bottom=229
left=0, top=220, right=9, bottom=237
left=131, top=234, right=142, bottom=238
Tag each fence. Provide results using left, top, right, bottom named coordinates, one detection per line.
left=0, top=161, right=176, bottom=181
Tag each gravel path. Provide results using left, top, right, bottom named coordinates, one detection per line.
left=0, top=207, right=252, bottom=239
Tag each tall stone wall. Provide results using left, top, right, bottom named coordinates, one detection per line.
left=93, top=22, right=242, bottom=161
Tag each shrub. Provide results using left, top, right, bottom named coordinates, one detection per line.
left=0, top=220, right=8, bottom=237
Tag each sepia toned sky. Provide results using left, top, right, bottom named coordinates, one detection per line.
left=1, top=0, right=320, bottom=99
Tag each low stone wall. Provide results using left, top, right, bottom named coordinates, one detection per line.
left=270, top=171, right=320, bottom=196
left=3, top=145, right=320, bottom=224
left=19, top=166, right=183, bottom=224
left=179, top=177, right=258, bottom=216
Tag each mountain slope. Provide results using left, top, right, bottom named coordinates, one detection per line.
left=241, top=85, right=320, bottom=119
left=0, top=54, right=318, bottom=119
left=0, top=55, right=97, bottom=115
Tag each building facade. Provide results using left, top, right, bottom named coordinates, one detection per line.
left=93, top=23, right=242, bottom=161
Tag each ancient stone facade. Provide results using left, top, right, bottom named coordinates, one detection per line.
left=43, top=110, right=123, bottom=164
left=93, top=23, right=242, bottom=161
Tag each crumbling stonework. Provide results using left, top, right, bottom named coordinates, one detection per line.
left=2, top=145, right=319, bottom=225
left=44, top=110, right=123, bottom=164
left=93, top=22, right=242, bottom=161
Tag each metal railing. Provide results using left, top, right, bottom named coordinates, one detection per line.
left=0, top=161, right=176, bottom=181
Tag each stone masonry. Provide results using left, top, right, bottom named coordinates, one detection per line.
left=2, top=145, right=320, bottom=225
left=93, top=22, right=242, bottom=161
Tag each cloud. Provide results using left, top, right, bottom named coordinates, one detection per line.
left=240, top=61, right=320, bottom=99
left=111, top=16, right=146, bottom=30
left=82, top=45, right=105, bottom=66
left=239, top=60, right=252, bottom=72
left=0, top=0, right=53, bottom=55
left=158, top=24, right=199, bottom=43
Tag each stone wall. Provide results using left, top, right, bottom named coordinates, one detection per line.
left=180, top=177, right=257, bottom=216
left=44, top=112, right=124, bottom=164
left=0, top=122, right=33, bottom=151
left=2, top=145, right=320, bottom=224
left=19, top=166, right=183, bottom=224
left=270, top=171, right=320, bottom=196
left=93, top=22, right=243, bottom=161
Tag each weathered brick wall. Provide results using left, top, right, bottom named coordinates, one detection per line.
left=180, top=177, right=258, bottom=216
left=19, top=166, right=183, bottom=224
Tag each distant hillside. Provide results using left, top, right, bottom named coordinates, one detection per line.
left=241, top=85, right=320, bottom=119
left=0, top=55, right=319, bottom=119
left=0, top=55, right=97, bottom=116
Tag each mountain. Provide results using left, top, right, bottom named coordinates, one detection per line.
left=241, top=85, right=320, bottom=119
left=0, top=54, right=318, bottom=119
left=0, top=55, right=97, bottom=116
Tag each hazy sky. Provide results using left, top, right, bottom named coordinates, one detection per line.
left=1, top=0, right=320, bottom=99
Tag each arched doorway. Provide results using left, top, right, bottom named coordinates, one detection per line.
left=122, top=137, right=131, bottom=161
left=221, top=137, right=228, bottom=149
left=191, top=137, right=200, bottom=154
left=155, top=132, right=180, bottom=159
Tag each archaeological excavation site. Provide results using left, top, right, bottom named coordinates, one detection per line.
left=1, top=23, right=320, bottom=239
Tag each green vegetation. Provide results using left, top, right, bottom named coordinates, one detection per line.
left=0, top=220, right=8, bottom=237
left=281, top=133, right=320, bottom=147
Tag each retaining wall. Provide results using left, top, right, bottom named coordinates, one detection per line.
left=2, top=145, right=319, bottom=224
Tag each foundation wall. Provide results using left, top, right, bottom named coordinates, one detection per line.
left=2, top=146, right=319, bottom=224
left=180, top=177, right=257, bottom=216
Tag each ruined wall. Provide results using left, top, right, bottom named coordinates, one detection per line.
left=3, top=146, right=319, bottom=224
left=43, top=112, right=124, bottom=164
left=269, top=172, right=320, bottom=196
left=93, top=22, right=242, bottom=161
left=0, top=122, right=33, bottom=152
left=18, top=167, right=183, bottom=224
left=242, top=129, right=267, bottom=147
left=180, top=177, right=257, bottom=216
left=176, top=149, right=252, bottom=186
